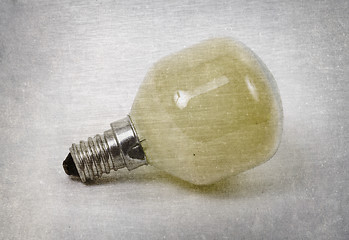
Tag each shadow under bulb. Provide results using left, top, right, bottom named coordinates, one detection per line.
left=63, top=38, right=283, bottom=185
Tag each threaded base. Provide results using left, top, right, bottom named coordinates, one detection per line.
left=67, top=116, right=147, bottom=183
left=69, top=133, right=120, bottom=182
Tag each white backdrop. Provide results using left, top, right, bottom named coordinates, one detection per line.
left=0, top=0, right=348, bottom=239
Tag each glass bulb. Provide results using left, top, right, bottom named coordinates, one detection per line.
left=63, top=38, right=283, bottom=185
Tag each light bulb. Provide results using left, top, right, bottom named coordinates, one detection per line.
left=63, top=38, right=283, bottom=185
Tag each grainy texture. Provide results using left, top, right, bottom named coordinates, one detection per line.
left=0, top=0, right=348, bottom=239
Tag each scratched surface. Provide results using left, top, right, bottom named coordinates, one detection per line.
left=0, top=0, right=348, bottom=239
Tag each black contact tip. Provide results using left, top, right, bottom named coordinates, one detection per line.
left=63, top=153, right=79, bottom=177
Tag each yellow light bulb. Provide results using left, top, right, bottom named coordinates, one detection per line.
left=63, top=38, right=283, bottom=185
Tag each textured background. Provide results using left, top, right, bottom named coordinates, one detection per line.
left=0, top=0, right=348, bottom=239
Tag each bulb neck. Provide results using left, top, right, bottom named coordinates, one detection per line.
left=68, top=116, right=147, bottom=182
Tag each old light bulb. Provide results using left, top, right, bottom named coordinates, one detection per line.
left=63, top=38, right=283, bottom=185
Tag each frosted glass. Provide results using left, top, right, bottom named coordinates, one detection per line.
left=130, top=38, right=283, bottom=185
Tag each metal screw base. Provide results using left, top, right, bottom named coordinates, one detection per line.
left=69, top=116, right=147, bottom=182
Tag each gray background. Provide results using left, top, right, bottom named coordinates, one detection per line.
left=0, top=0, right=348, bottom=239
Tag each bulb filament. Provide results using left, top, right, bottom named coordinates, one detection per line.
left=174, top=75, right=229, bottom=109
